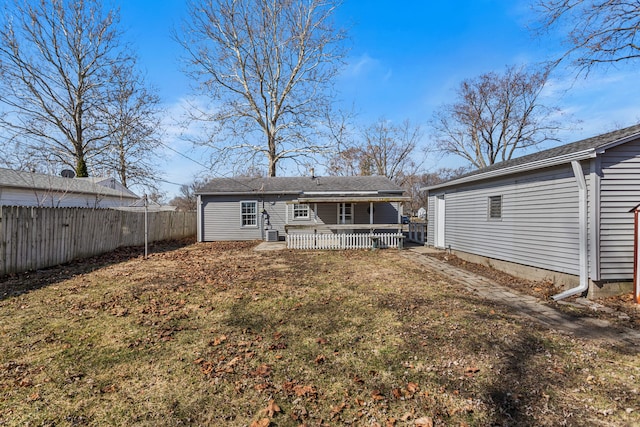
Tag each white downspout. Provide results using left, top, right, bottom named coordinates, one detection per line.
left=552, top=161, right=589, bottom=300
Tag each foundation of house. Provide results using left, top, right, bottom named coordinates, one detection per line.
left=444, top=248, right=632, bottom=299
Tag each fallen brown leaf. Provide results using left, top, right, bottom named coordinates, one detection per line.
left=252, top=364, right=271, bottom=377
left=330, top=402, right=346, bottom=418
left=264, top=399, right=280, bottom=417
left=371, top=389, right=384, bottom=401
left=415, top=416, right=434, bottom=427
left=210, top=335, right=227, bottom=346
left=250, top=418, right=270, bottom=427
left=293, top=384, right=316, bottom=397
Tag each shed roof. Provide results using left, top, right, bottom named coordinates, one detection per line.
left=197, top=175, right=405, bottom=196
left=424, top=123, right=640, bottom=191
left=0, top=167, right=139, bottom=199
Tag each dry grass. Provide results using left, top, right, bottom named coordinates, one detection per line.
left=1, top=240, right=639, bottom=426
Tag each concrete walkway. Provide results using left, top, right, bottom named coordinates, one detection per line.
left=254, top=241, right=287, bottom=251
left=403, top=245, right=640, bottom=349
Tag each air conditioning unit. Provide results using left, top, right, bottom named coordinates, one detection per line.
left=265, top=230, right=279, bottom=242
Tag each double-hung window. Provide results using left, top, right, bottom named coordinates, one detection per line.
left=293, top=203, right=309, bottom=219
left=240, top=201, right=258, bottom=227
left=338, top=203, right=353, bottom=224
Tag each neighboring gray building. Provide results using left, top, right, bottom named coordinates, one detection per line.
left=424, top=124, right=640, bottom=299
left=0, top=168, right=140, bottom=208
left=196, top=175, right=408, bottom=244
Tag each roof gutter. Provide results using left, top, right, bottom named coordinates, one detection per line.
left=196, top=190, right=301, bottom=196
left=552, top=160, right=589, bottom=300
left=422, top=149, right=597, bottom=192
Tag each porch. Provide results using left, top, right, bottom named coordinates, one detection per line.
left=285, top=223, right=405, bottom=250
left=283, top=196, right=408, bottom=250
left=287, top=231, right=404, bottom=250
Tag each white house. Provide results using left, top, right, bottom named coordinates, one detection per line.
left=0, top=168, right=140, bottom=208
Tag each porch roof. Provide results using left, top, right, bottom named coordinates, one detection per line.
left=196, top=175, right=405, bottom=196
left=285, top=223, right=403, bottom=231
left=287, top=196, right=410, bottom=204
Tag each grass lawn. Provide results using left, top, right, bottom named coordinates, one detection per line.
left=1, top=240, right=639, bottom=426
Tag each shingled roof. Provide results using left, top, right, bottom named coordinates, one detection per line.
left=197, top=175, right=404, bottom=195
left=0, top=167, right=139, bottom=199
left=425, top=123, right=640, bottom=191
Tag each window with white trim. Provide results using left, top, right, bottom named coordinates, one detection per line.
left=293, top=203, right=309, bottom=219
left=240, top=201, right=258, bottom=227
left=338, top=203, right=353, bottom=224
left=488, top=195, right=502, bottom=220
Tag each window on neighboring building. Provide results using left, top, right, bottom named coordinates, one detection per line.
left=488, top=195, right=502, bottom=220
left=240, top=201, right=258, bottom=227
left=293, top=203, right=309, bottom=219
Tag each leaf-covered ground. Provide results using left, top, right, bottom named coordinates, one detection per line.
left=1, top=240, right=638, bottom=426
left=428, top=251, right=640, bottom=329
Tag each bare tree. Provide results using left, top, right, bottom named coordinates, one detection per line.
left=0, top=0, right=135, bottom=177
left=361, top=118, right=422, bottom=184
left=101, top=63, right=164, bottom=190
left=326, top=146, right=366, bottom=177
left=169, top=178, right=207, bottom=212
left=403, top=167, right=468, bottom=214
left=535, top=0, right=640, bottom=72
left=327, top=118, right=423, bottom=185
left=431, top=65, right=562, bottom=169
left=178, top=0, right=346, bottom=176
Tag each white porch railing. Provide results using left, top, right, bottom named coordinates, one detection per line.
left=287, top=233, right=404, bottom=250
left=407, top=222, right=427, bottom=244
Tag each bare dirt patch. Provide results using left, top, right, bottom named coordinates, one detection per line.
left=1, top=242, right=639, bottom=426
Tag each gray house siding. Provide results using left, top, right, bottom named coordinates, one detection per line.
left=202, top=199, right=403, bottom=241
left=197, top=176, right=407, bottom=242
left=428, top=164, right=586, bottom=276
left=201, top=194, right=295, bottom=241
left=288, top=202, right=400, bottom=232
left=599, top=138, right=640, bottom=280
left=425, top=126, right=640, bottom=292
left=372, top=201, right=400, bottom=224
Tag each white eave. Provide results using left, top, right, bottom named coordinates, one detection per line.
left=196, top=190, right=301, bottom=196
left=289, top=195, right=410, bottom=204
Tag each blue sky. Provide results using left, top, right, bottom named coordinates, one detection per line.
left=117, top=0, right=640, bottom=199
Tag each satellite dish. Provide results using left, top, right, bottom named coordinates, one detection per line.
left=61, top=169, right=75, bottom=178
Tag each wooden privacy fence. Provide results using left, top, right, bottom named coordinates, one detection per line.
left=0, top=206, right=196, bottom=276
left=287, top=232, right=404, bottom=250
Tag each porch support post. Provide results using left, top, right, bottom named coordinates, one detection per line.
left=314, top=203, right=317, bottom=223
left=369, top=202, right=373, bottom=226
